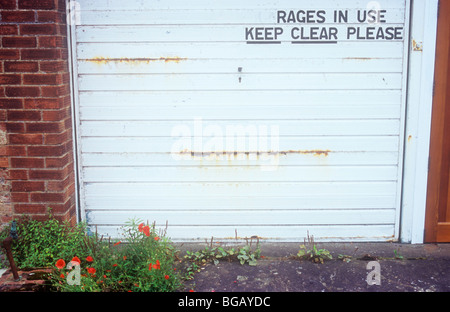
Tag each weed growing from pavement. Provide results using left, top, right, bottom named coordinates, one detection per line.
left=182, top=237, right=262, bottom=280
left=296, top=232, right=333, bottom=264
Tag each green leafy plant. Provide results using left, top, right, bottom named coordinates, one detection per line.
left=297, top=232, right=333, bottom=264
left=2, top=213, right=182, bottom=292
left=393, top=249, right=404, bottom=260
left=337, top=254, right=353, bottom=263
left=183, top=236, right=261, bottom=279
left=0, top=210, right=91, bottom=269
left=50, top=218, right=182, bottom=292
left=237, top=245, right=259, bottom=266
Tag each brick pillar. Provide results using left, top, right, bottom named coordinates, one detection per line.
left=0, top=0, right=76, bottom=225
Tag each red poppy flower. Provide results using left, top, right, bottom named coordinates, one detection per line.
left=154, top=236, right=160, bottom=241
left=149, top=261, right=160, bottom=270
left=71, top=256, right=81, bottom=264
left=60, top=274, right=65, bottom=278
left=87, top=267, right=96, bottom=274
left=55, top=259, right=65, bottom=269
left=143, top=225, right=150, bottom=237
left=150, top=259, right=161, bottom=270
left=113, top=264, right=118, bottom=267
left=164, top=275, right=170, bottom=280
left=138, top=223, right=145, bottom=232
left=123, top=256, right=127, bottom=260
left=86, top=256, right=94, bottom=262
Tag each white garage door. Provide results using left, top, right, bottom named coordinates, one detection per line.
left=72, top=0, right=410, bottom=241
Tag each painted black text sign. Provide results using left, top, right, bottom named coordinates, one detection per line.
left=245, top=9, right=404, bottom=44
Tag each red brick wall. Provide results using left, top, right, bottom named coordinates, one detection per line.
left=0, top=0, right=76, bottom=226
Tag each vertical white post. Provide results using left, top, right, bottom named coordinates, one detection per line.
left=66, top=0, right=84, bottom=223
left=401, top=0, right=439, bottom=243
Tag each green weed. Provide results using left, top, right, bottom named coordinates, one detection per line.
left=297, top=232, right=333, bottom=264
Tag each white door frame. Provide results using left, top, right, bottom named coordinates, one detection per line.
left=400, top=0, right=439, bottom=243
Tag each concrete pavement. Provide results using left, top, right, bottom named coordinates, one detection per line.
left=178, top=242, right=450, bottom=292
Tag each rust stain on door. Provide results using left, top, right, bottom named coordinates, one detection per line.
left=86, top=56, right=187, bottom=64
left=280, top=150, right=331, bottom=157
left=176, top=150, right=331, bottom=158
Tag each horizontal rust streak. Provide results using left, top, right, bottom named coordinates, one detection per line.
left=178, top=150, right=331, bottom=157
left=343, top=57, right=373, bottom=61
left=296, top=150, right=330, bottom=157
left=86, top=56, right=187, bottom=64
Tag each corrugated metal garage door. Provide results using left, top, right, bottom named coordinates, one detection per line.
left=71, top=0, right=410, bottom=241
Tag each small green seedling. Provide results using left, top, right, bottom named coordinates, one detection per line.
left=297, top=232, right=333, bottom=264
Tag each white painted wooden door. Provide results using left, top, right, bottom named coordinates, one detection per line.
left=71, top=0, right=410, bottom=241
